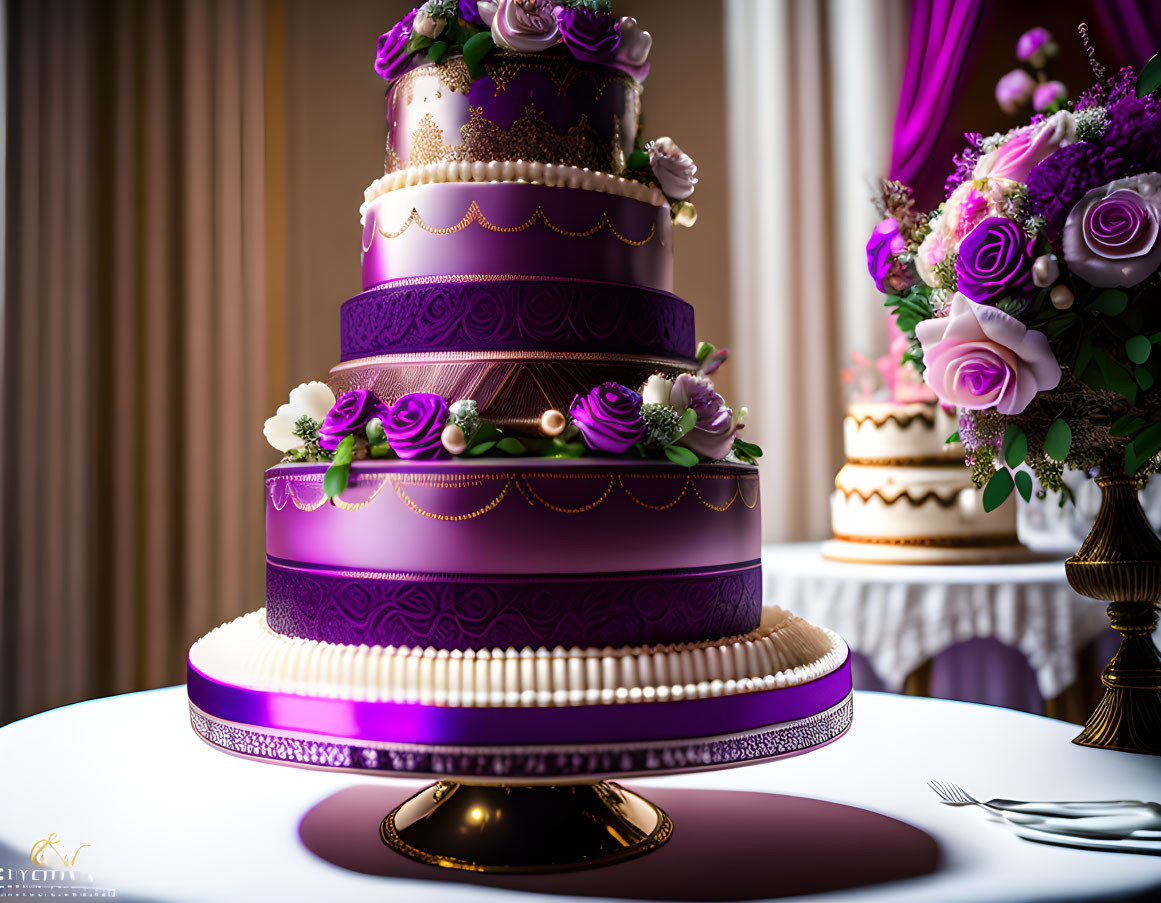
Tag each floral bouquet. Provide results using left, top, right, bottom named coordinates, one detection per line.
left=867, top=38, right=1161, bottom=511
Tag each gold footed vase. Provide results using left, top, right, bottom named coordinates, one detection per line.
left=380, top=781, right=673, bottom=873
left=1065, top=475, right=1161, bottom=756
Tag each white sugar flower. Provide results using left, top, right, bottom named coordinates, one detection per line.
left=263, top=381, right=336, bottom=453
left=641, top=374, right=673, bottom=407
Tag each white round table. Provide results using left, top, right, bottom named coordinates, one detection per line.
left=1, top=687, right=1159, bottom=902
left=763, top=542, right=1118, bottom=703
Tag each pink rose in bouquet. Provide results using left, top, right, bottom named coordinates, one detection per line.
left=916, top=294, right=1061, bottom=415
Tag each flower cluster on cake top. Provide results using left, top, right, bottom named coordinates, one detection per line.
left=376, top=1, right=651, bottom=84
left=867, top=29, right=1161, bottom=507
left=263, top=342, right=761, bottom=500
left=371, top=1, right=698, bottom=212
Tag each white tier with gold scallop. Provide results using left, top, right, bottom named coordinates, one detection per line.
left=823, top=462, right=1026, bottom=564
left=190, top=606, right=845, bottom=708
left=844, top=401, right=963, bottom=464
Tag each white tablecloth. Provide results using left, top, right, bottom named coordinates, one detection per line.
left=1, top=687, right=1159, bottom=902
left=763, top=543, right=1116, bottom=699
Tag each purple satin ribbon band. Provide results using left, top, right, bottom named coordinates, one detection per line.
left=186, top=650, right=852, bottom=747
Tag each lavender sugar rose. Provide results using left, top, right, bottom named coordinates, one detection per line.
left=320, top=389, right=390, bottom=452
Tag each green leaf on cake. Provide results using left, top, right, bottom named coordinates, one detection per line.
left=405, top=32, right=434, bottom=56
left=369, top=444, right=393, bottom=459
left=663, top=445, right=698, bottom=468
left=1074, top=334, right=1094, bottom=377
left=1001, top=424, right=1028, bottom=469
left=332, top=434, right=355, bottom=467
left=1045, top=418, right=1072, bottom=461
left=1127, top=335, right=1152, bottom=365
left=983, top=468, right=1014, bottom=512
left=1014, top=469, right=1033, bottom=503
left=496, top=437, right=526, bottom=455
left=468, top=422, right=501, bottom=448
left=1137, top=53, right=1161, bottom=97
left=427, top=40, right=449, bottom=63
left=1124, top=422, right=1161, bottom=476
left=365, top=418, right=386, bottom=446
left=945, top=431, right=960, bottom=444
left=324, top=463, right=351, bottom=500
left=462, top=31, right=494, bottom=81
left=548, top=438, right=586, bottom=458
left=1135, top=366, right=1156, bottom=390
left=626, top=149, right=649, bottom=170
left=1092, top=289, right=1129, bottom=317
left=465, top=440, right=496, bottom=456
left=676, top=408, right=698, bottom=439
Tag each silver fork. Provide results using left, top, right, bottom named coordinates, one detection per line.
left=928, top=781, right=1161, bottom=838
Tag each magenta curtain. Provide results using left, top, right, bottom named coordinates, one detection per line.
left=889, top=0, right=987, bottom=184
left=1093, top=0, right=1161, bottom=68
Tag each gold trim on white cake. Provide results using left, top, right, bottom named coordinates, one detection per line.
left=843, top=401, right=963, bottom=465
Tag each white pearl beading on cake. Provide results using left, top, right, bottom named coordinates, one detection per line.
left=190, top=607, right=846, bottom=708
left=359, top=160, right=667, bottom=225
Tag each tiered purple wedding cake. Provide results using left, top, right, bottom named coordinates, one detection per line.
left=187, top=0, right=852, bottom=869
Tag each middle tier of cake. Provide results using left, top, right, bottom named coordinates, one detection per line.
left=266, top=458, right=762, bottom=652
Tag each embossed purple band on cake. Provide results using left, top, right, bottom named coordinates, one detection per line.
left=266, top=558, right=762, bottom=649
left=186, top=649, right=852, bottom=747
left=339, top=279, right=695, bottom=361
left=361, top=183, right=672, bottom=292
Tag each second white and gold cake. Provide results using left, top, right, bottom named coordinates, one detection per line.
left=823, top=402, right=1024, bottom=564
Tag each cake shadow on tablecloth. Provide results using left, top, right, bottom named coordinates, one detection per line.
left=299, top=784, right=940, bottom=900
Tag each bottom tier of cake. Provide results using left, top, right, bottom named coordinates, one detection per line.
left=187, top=607, right=853, bottom=782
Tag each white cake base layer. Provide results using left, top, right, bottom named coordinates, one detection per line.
left=189, top=608, right=847, bottom=708
left=820, top=538, right=1039, bottom=565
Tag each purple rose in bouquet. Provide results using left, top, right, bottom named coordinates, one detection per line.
left=955, top=216, right=1033, bottom=305
left=570, top=382, right=645, bottom=454
left=916, top=294, right=1061, bottom=415
left=319, top=389, right=389, bottom=452
left=995, top=69, right=1035, bottom=115
left=554, top=5, right=620, bottom=65
left=866, top=217, right=916, bottom=294
left=1062, top=174, right=1161, bottom=288
left=1033, top=80, right=1067, bottom=113
left=374, top=8, right=420, bottom=82
left=1016, top=27, right=1056, bottom=68
left=670, top=373, right=737, bottom=461
left=381, top=392, right=450, bottom=459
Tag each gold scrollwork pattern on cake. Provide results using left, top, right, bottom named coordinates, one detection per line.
left=366, top=199, right=656, bottom=248
left=846, top=411, right=936, bottom=429
left=408, top=114, right=456, bottom=167
left=457, top=104, right=616, bottom=172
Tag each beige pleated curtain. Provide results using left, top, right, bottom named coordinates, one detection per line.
left=1, top=0, right=281, bottom=724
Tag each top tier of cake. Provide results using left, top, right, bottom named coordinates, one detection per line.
left=842, top=402, right=964, bottom=465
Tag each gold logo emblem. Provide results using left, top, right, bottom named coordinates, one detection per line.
left=29, top=833, right=90, bottom=868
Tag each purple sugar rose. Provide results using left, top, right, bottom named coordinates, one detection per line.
left=671, top=374, right=737, bottom=461
left=554, top=5, right=620, bottom=65
left=866, top=218, right=906, bottom=293
left=460, top=0, right=487, bottom=28
left=374, top=8, right=420, bottom=82
left=320, top=390, right=389, bottom=452
left=381, top=392, right=450, bottom=459
left=1062, top=174, right=1161, bottom=288
left=955, top=216, right=1033, bottom=305
left=570, top=382, right=645, bottom=454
